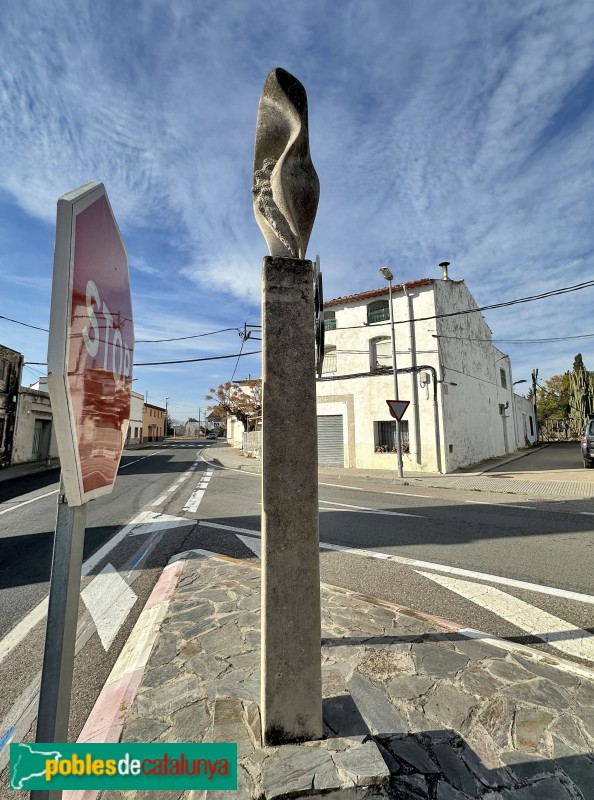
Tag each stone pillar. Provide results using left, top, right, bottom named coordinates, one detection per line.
left=261, top=255, right=322, bottom=745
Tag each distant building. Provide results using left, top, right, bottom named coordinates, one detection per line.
left=142, top=402, right=165, bottom=442
left=0, top=345, right=24, bottom=467
left=127, top=391, right=144, bottom=445
left=185, top=419, right=201, bottom=437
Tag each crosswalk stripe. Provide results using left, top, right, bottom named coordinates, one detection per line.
left=416, top=570, right=594, bottom=662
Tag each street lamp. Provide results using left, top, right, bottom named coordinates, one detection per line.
left=513, top=379, right=527, bottom=387
left=165, top=396, right=170, bottom=440
left=379, top=267, right=404, bottom=478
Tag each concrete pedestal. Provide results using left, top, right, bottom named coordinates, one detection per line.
left=261, top=255, right=323, bottom=744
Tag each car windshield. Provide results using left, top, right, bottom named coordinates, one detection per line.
left=589, top=421, right=594, bottom=435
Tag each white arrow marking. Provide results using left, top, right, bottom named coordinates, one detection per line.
left=416, top=570, right=594, bottom=662
left=81, top=564, right=138, bottom=651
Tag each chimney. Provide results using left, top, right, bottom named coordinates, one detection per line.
left=439, top=261, right=450, bottom=281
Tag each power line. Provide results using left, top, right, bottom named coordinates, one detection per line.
left=0, top=314, right=260, bottom=343
left=434, top=332, right=594, bottom=344
left=327, top=279, right=594, bottom=331
left=25, top=349, right=262, bottom=367
left=135, top=327, right=242, bottom=343
left=134, top=350, right=261, bottom=367
left=0, top=315, right=49, bottom=332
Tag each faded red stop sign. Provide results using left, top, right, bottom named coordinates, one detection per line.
left=48, top=182, right=134, bottom=506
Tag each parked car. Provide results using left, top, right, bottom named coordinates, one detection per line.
left=581, top=417, right=594, bottom=467
left=206, top=432, right=217, bottom=440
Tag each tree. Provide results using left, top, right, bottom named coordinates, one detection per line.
left=536, top=373, right=571, bottom=422
left=205, top=379, right=262, bottom=432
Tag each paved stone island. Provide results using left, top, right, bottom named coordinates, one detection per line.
left=99, top=553, right=594, bottom=800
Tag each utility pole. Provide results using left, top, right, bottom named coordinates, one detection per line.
left=164, top=396, right=170, bottom=440
left=531, top=369, right=538, bottom=443
left=379, top=267, right=404, bottom=478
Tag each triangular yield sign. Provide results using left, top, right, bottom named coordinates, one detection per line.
left=386, top=400, right=409, bottom=421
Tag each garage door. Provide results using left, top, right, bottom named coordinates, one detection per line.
left=317, top=415, right=344, bottom=467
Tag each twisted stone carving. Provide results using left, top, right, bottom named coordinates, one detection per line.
left=253, top=68, right=319, bottom=260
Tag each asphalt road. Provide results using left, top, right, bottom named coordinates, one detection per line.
left=1, top=438, right=593, bottom=793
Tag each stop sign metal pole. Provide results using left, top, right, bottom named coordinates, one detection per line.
left=31, top=485, right=87, bottom=800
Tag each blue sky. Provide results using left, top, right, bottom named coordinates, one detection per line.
left=1, top=0, right=594, bottom=421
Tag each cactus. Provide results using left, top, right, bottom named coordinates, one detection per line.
left=569, top=354, right=594, bottom=435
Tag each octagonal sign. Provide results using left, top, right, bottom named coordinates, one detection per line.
left=48, top=182, right=134, bottom=506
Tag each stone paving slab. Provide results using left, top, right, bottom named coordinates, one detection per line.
left=99, top=554, right=594, bottom=800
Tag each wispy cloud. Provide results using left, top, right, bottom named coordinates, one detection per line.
left=1, top=0, right=594, bottom=406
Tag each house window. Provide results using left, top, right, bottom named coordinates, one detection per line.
left=324, top=311, right=337, bottom=331
left=500, top=368, right=507, bottom=389
left=321, top=346, right=337, bottom=374
left=367, top=300, right=389, bottom=324
left=529, top=416, right=534, bottom=436
left=374, top=420, right=409, bottom=453
left=0, top=360, right=5, bottom=381
left=370, top=337, right=392, bottom=372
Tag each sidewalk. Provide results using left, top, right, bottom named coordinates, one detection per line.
left=205, top=444, right=594, bottom=500
left=0, top=457, right=60, bottom=484
left=87, top=551, right=594, bottom=800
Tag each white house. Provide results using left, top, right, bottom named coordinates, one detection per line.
left=316, top=270, right=535, bottom=473
left=12, top=387, right=58, bottom=464
left=127, top=391, right=144, bottom=445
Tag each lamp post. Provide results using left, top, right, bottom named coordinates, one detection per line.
left=165, top=396, right=170, bottom=441
left=379, top=267, right=404, bottom=478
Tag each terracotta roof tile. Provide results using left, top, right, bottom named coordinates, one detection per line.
left=323, top=278, right=434, bottom=309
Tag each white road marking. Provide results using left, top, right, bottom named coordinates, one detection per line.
left=385, top=491, right=435, bottom=499
left=199, top=521, right=260, bottom=536
left=0, top=508, right=186, bottom=667
left=237, top=534, right=261, bottom=558
left=579, top=511, right=594, bottom=516
left=319, top=499, right=424, bottom=518
left=0, top=489, right=58, bottom=516
left=416, top=570, right=594, bottom=662
left=128, top=512, right=192, bottom=536
left=183, top=489, right=206, bottom=513
left=0, top=600, right=49, bottom=666
left=150, top=455, right=204, bottom=507
left=196, top=519, right=594, bottom=606
left=183, top=468, right=214, bottom=513
left=81, top=564, right=138, bottom=651
left=319, top=541, right=594, bottom=605
left=464, top=500, right=534, bottom=510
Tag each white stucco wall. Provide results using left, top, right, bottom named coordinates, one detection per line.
left=317, top=282, right=443, bottom=472
left=12, top=389, right=58, bottom=464
left=317, top=278, right=530, bottom=473
left=128, top=391, right=144, bottom=444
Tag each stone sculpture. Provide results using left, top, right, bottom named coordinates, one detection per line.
left=253, top=68, right=319, bottom=260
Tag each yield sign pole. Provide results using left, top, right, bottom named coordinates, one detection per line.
left=33, top=183, right=132, bottom=800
